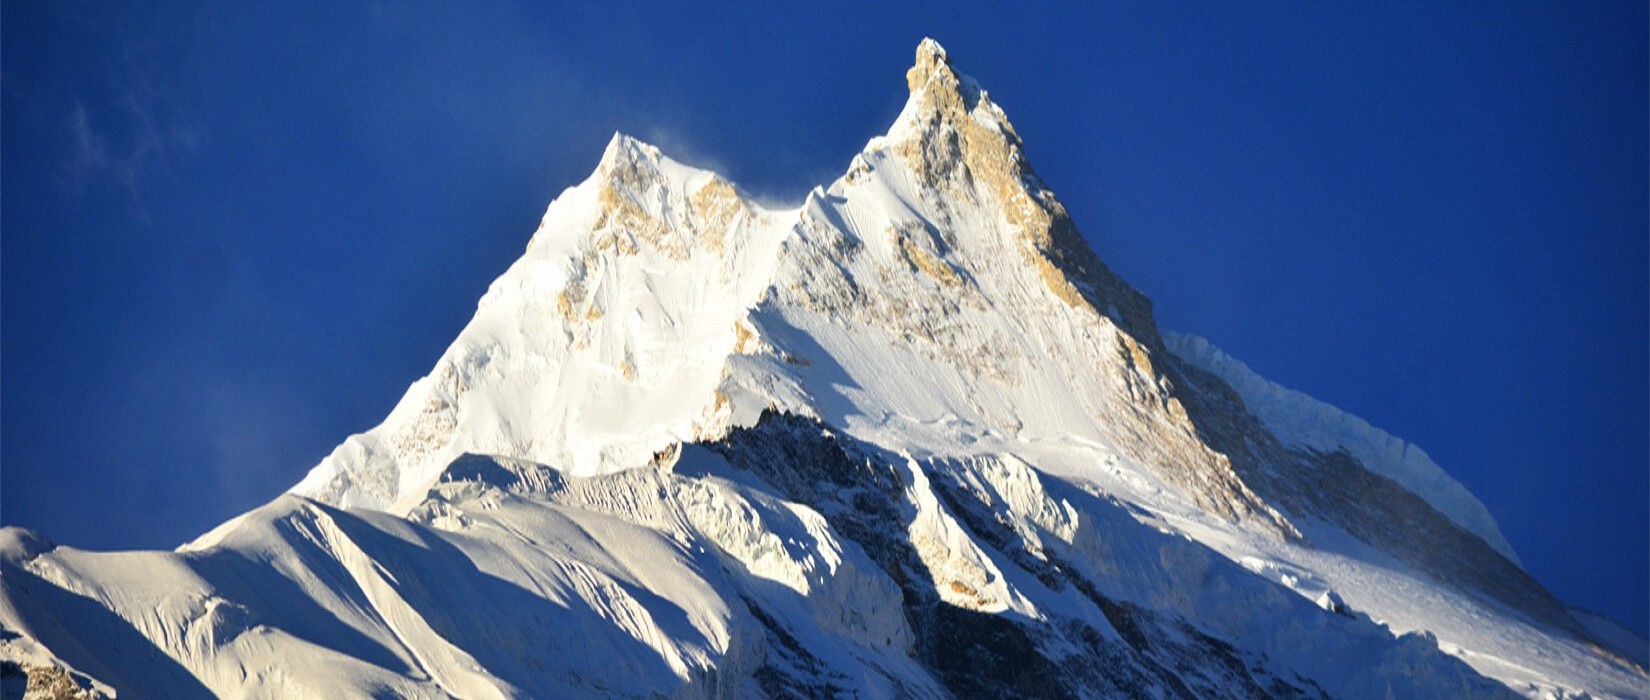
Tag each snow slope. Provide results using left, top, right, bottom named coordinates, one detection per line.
left=3, top=38, right=1643, bottom=699
left=1163, top=331, right=1519, bottom=563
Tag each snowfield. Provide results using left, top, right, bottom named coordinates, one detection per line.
left=3, top=39, right=1644, bottom=699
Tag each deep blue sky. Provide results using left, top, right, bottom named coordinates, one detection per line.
left=4, top=3, right=1645, bottom=633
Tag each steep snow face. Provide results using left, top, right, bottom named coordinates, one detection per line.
left=734, top=38, right=1295, bottom=539
left=1162, top=331, right=1519, bottom=563
left=294, top=135, right=792, bottom=509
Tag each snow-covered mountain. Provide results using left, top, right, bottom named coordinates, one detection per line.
left=3, top=39, right=1644, bottom=699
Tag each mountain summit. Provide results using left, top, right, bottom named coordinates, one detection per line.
left=3, top=39, right=1643, bottom=699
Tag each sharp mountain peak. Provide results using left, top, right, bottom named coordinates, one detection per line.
left=4, top=38, right=1639, bottom=700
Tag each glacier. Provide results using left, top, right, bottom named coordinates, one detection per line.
left=2, top=39, right=1644, bottom=699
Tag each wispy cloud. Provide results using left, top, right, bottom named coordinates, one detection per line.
left=200, top=372, right=321, bottom=510
left=637, top=125, right=820, bottom=210
left=58, top=44, right=207, bottom=200
left=62, top=99, right=115, bottom=190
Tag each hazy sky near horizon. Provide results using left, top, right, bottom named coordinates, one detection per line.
left=4, top=2, right=1645, bottom=633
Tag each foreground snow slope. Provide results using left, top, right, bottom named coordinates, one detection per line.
left=3, top=39, right=1644, bottom=699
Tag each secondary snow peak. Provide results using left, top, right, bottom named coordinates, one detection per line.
left=596, top=131, right=661, bottom=175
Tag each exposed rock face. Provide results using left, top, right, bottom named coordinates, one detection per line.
left=1, top=660, right=108, bottom=699
left=1, top=39, right=1642, bottom=699
left=900, top=40, right=1158, bottom=345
